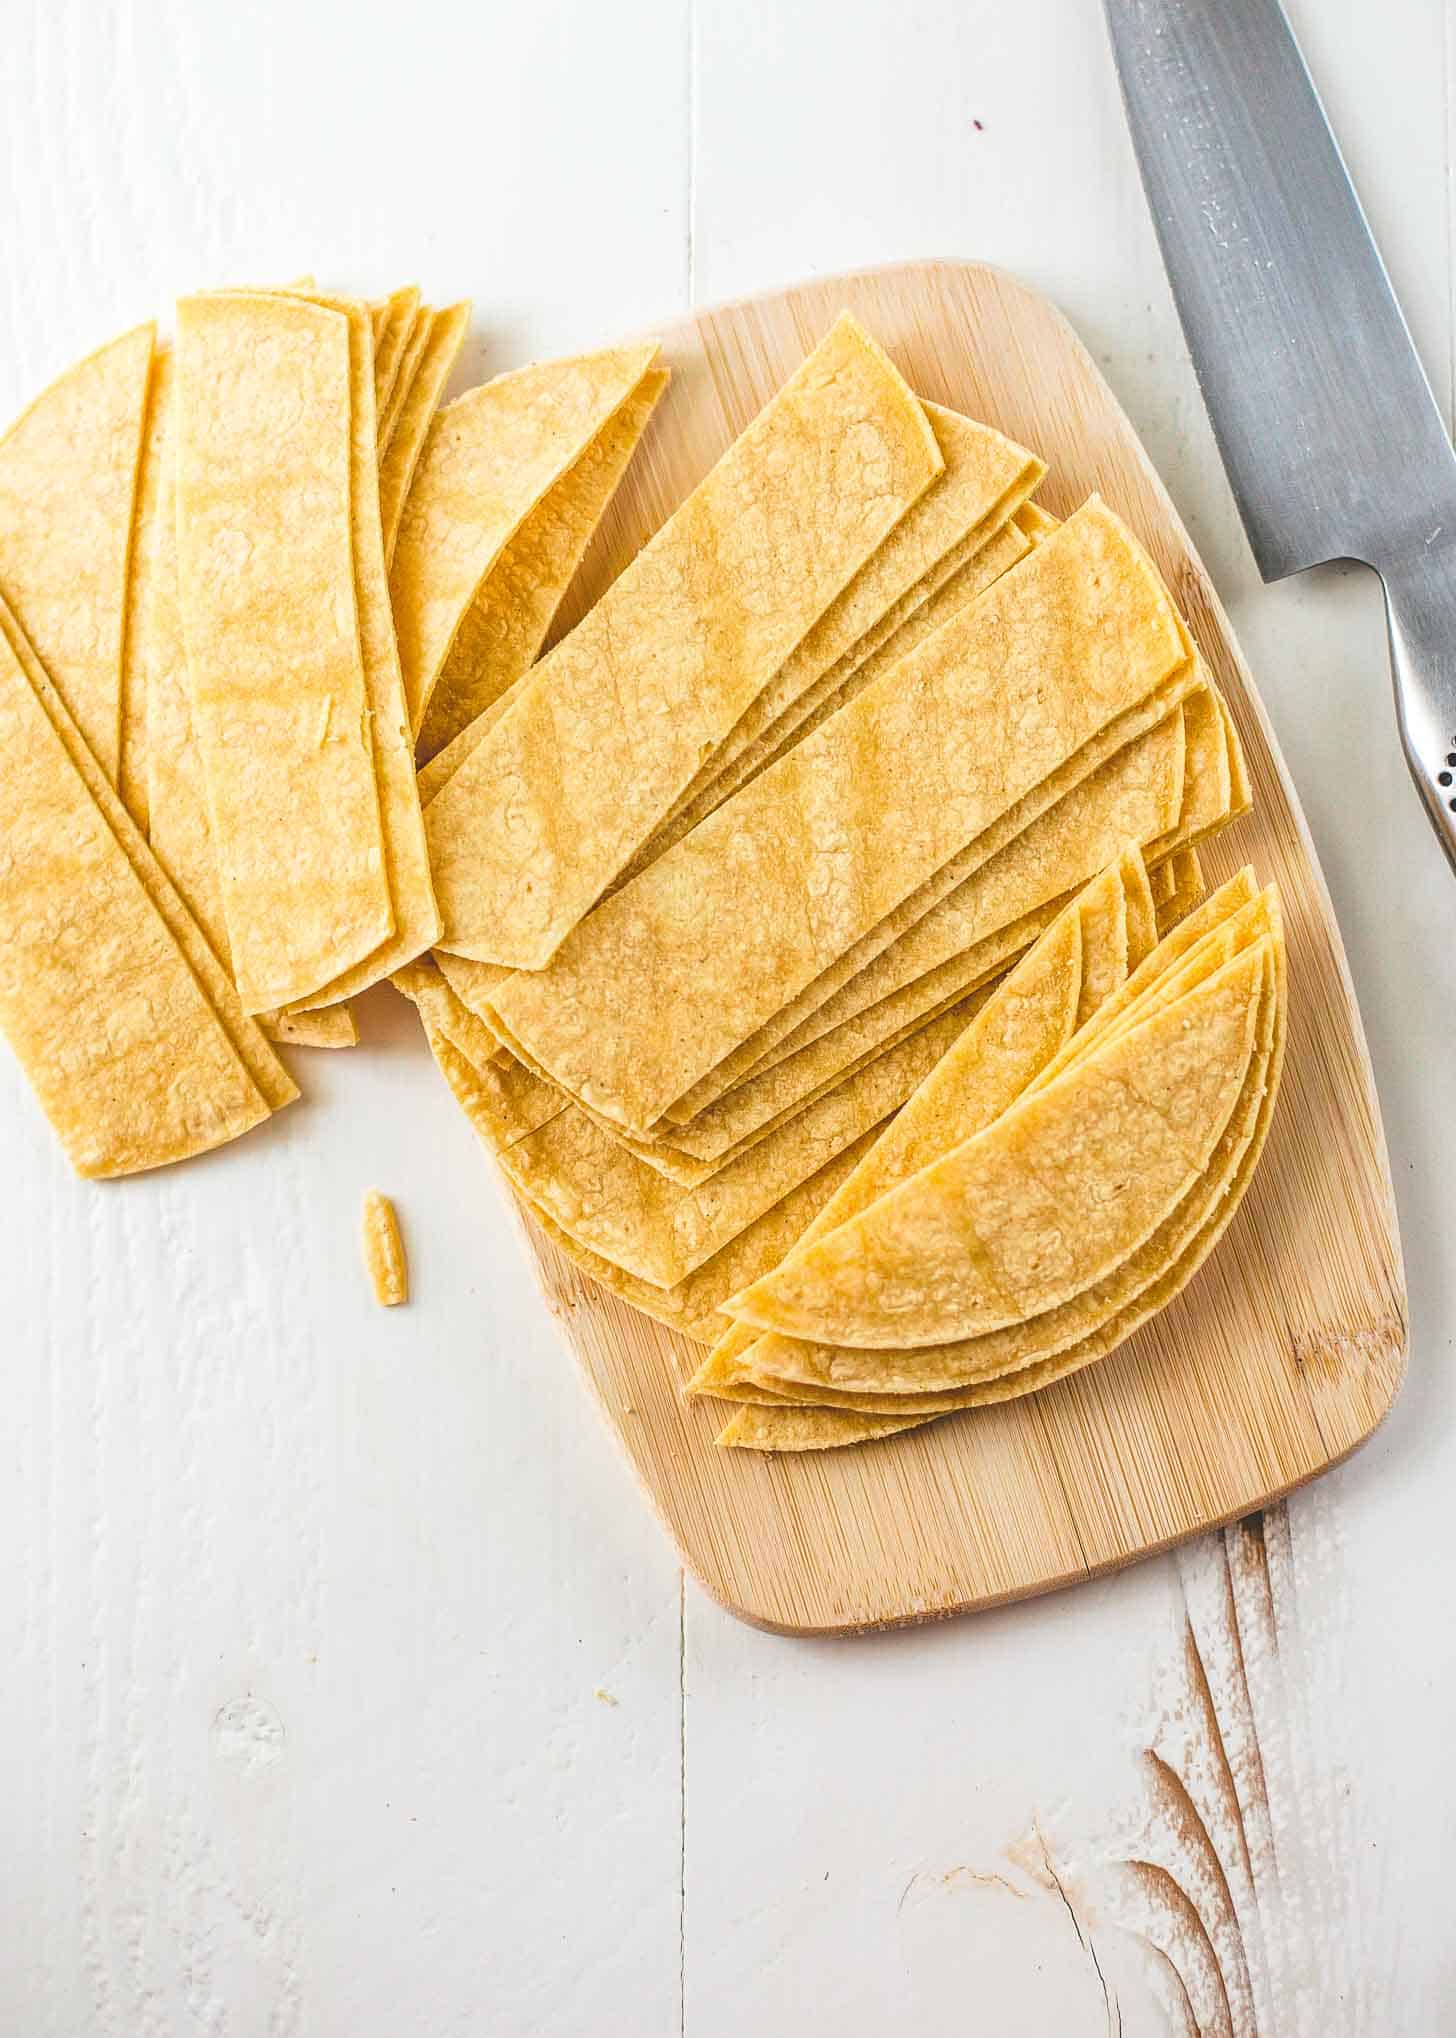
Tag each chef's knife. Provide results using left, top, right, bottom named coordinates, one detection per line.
left=1103, top=0, right=1456, bottom=872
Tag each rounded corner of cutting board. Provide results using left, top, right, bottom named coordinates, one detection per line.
left=509, top=263, right=1409, bottom=1633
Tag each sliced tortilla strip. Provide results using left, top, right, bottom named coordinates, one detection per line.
left=429, top=316, right=945, bottom=967
left=362, top=1190, right=408, bottom=1305
left=479, top=993, right=979, bottom=1289
left=692, top=856, right=1138, bottom=1399
left=380, top=300, right=471, bottom=562
left=372, top=286, right=420, bottom=426
left=379, top=304, right=432, bottom=448
left=0, top=623, right=278, bottom=1175
left=718, top=1404, right=931, bottom=1450
left=272, top=291, right=438, bottom=1008
left=489, top=497, right=1189, bottom=1129
left=391, top=338, right=657, bottom=736
left=648, top=495, right=1061, bottom=867
left=1154, top=847, right=1204, bottom=931
left=636, top=402, right=1041, bottom=838
left=0, top=323, right=154, bottom=783
left=720, top=932, right=1282, bottom=1422
left=711, top=886, right=1276, bottom=1405
left=118, top=342, right=174, bottom=829
left=658, top=699, right=1191, bottom=1141
left=620, top=514, right=1037, bottom=885
left=427, top=1021, right=879, bottom=1347
left=1121, top=845, right=1158, bottom=969
left=271, top=1004, right=358, bottom=1049
left=727, top=941, right=1265, bottom=1348
left=415, top=365, right=670, bottom=769
left=0, top=595, right=295, bottom=1115
left=174, top=290, right=392, bottom=1012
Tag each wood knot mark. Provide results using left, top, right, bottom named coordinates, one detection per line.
left=1288, top=1320, right=1403, bottom=1381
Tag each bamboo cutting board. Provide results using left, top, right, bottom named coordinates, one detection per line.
left=507, top=261, right=1407, bottom=1634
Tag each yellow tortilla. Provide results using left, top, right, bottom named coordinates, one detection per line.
left=621, top=515, right=1037, bottom=885
left=372, top=286, right=420, bottom=425
left=275, top=291, right=439, bottom=1008
left=489, top=497, right=1190, bottom=1131
left=379, top=304, right=432, bottom=447
left=380, top=300, right=471, bottom=561
left=426, top=1021, right=878, bottom=1347
left=641, top=401, right=1041, bottom=835
left=727, top=941, right=1265, bottom=1347
left=658, top=700, right=1191, bottom=1143
left=1154, top=847, right=1204, bottom=930
left=363, top=1190, right=408, bottom=1305
left=415, top=365, right=670, bottom=769
left=391, top=340, right=658, bottom=737
left=693, top=855, right=1141, bottom=1398
left=174, top=290, right=392, bottom=1012
left=271, top=1005, right=358, bottom=1050
left=711, top=884, right=1276, bottom=1404
left=0, top=323, right=155, bottom=782
left=118, top=343, right=174, bottom=828
left=0, top=594, right=295, bottom=1113
left=1121, top=845, right=1158, bottom=969
left=468, top=993, right=979, bottom=1289
left=720, top=926, right=1282, bottom=1419
left=428, top=314, right=945, bottom=968
left=0, top=621, right=276, bottom=1175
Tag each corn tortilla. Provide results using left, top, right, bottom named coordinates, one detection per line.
left=380, top=300, right=471, bottom=561
left=672, top=699, right=1189, bottom=1122
left=272, top=291, right=439, bottom=1008
left=118, top=343, right=174, bottom=829
left=372, top=286, right=420, bottom=426
left=416, top=366, right=670, bottom=769
left=428, top=317, right=946, bottom=967
left=0, top=323, right=154, bottom=783
left=391, top=341, right=658, bottom=738
left=378, top=304, right=432, bottom=449
left=0, top=623, right=274, bottom=1174
left=174, top=290, right=392, bottom=1012
left=727, top=942, right=1265, bottom=1347
left=721, top=932, right=1281, bottom=1418
left=0, top=595, right=295, bottom=1113
left=709, top=885, right=1275, bottom=1404
left=693, top=856, right=1140, bottom=1399
left=489, top=498, right=1190, bottom=1132
left=363, top=1189, right=408, bottom=1305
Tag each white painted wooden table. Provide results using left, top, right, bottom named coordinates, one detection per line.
left=1, top=2, right=1451, bottom=2029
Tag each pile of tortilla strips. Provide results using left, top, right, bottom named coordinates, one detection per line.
left=0, top=297, right=1285, bottom=1454
left=393, top=312, right=1286, bottom=1454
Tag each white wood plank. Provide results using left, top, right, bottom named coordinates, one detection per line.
left=0, top=1, right=693, bottom=2032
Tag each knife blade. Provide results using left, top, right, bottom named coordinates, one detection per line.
left=1104, top=0, right=1456, bottom=872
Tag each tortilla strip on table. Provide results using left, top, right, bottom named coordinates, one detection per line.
left=415, top=365, right=671, bottom=770
left=719, top=926, right=1281, bottom=1426
left=264, top=290, right=438, bottom=1008
left=390, top=341, right=659, bottom=737
left=691, top=853, right=1144, bottom=1405
left=379, top=300, right=471, bottom=562
left=372, top=285, right=420, bottom=425
left=664, top=691, right=1192, bottom=1125
left=175, top=290, right=394, bottom=1012
left=1154, top=847, right=1205, bottom=930
left=0, top=323, right=155, bottom=784
left=118, top=342, right=174, bottom=830
left=487, top=498, right=1190, bottom=1131
left=378, top=304, right=432, bottom=448
left=726, top=941, right=1266, bottom=1350
left=427, top=315, right=945, bottom=968
left=0, top=595, right=296, bottom=1115
left=0, top=623, right=283, bottom=1175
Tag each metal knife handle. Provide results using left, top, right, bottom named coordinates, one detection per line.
left=1379, top=545, right=1456, bottom=875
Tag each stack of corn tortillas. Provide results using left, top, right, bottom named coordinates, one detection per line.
left=0, top=293, right=1284, bottom=1456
